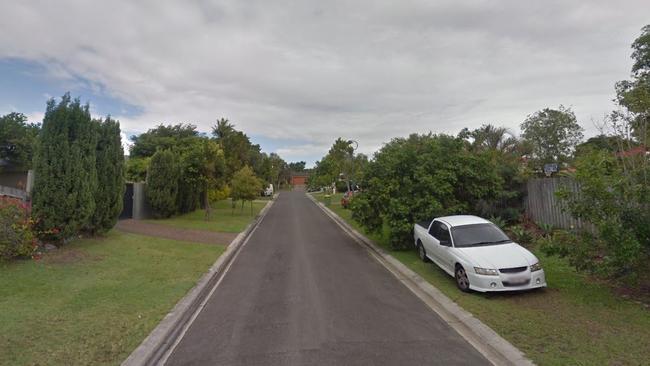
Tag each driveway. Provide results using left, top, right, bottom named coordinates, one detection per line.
left=165, top=190, right=489, bottom=365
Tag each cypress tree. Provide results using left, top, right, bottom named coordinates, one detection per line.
left=90, top=117, right=125, bottom=234
left=146, top=149, right=179, bottom=218
left=32, top=94, right=97, bottom=241
left=177, top=141, right=203, bottom=214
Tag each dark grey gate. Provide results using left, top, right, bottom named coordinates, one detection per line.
left=120, top=183, right=134, bottom=219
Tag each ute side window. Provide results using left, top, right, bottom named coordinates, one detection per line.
left=428, top=221, right=439, bottom=237
left=437, top=223, right=451, bottom=243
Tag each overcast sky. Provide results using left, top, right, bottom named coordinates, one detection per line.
left=1, top=1, right=648, bottom=165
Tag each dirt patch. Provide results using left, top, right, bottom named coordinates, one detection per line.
left=115, top=219, right=237, bottom=245
left=43, top=248, right=102, bottom=265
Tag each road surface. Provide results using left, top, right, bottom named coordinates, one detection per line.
left=165, top=190, right=489, bottom=365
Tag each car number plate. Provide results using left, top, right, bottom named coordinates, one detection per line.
left=508, top=275, right=529, bottom=285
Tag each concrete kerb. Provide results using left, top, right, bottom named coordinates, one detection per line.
left=306, top=193, right=534, bottom=366
left=122, top=196, right=276, bottom=366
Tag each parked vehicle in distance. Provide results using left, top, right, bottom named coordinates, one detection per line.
left=413, top=215, right=546, bottom=292
left=263, top=184, right=274, bottom=197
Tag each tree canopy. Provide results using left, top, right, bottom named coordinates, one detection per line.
left=129, top=123, right=200, bottom=158
left=288, top=161, right=306, bottom=172
left=615, top=25, right=650, bottom=143
left=520, top=106, right=584, bottom=169
left=0, top=112, right=40, bottom=170
left=351, top=134, right=503, bottom=249
left=230, top=166, right=262, bottom=214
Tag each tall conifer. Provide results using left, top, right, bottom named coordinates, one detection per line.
left=32, top=94, right=97, bottom=241
left=90, top=117, right=125, bottom=234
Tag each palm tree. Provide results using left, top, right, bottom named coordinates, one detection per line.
left=470, top=124, right=519, bottom=153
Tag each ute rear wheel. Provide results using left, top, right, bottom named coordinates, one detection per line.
left=455, top=265, right=471, bottom=292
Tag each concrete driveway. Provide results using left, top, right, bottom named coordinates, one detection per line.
left=165, top=190, right=489, bottom=365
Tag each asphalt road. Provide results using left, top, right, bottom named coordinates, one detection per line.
left=165, top=190, right=489, bottom=366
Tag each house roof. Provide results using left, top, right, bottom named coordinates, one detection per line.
left=616, top=145, right=648, bottom=158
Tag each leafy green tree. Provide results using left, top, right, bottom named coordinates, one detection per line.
left=177, top=139, right=206, bottom=214
left=458, top=124, right=519, bottom=153
left=212, top=118, right=265, bottom=180
left=230, top=166, right=262, bottom=215
left=89, top=117, right=125, bottom=234
left=268, top=153, right=289, bottom=188
left=0, top=112, right=40, bottom=170
left=556, top=150, right=648, bottom=277
left=125, top=157, right=150, bottom=182
left=309, top=138, right=355, bottom=190
left=146, top=150, right=179, bottom=218
left=32, top=94, right=97, bottom=241
left=201, top=140, right=226, bottom=220
left=176, top=138, right=226, bottom=216
left=351, top=134, right=503, bottom=249
left=288, top=161, right=306, bottom=172
left=520, top=106, right=584, bottom=170
left=615, top=24, right=650, bottom=143
left=574, top=135, right=630, bottom=156
left=458, top=124, right=526, bottom=221
left=130, top=124, right=199, bottom=158
left=553, top=26, right=650, bottom=279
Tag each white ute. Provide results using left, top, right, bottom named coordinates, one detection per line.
left=413, top=215, right=546, bottom=292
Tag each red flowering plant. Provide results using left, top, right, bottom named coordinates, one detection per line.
left=0, top=196, right=37, bottom=261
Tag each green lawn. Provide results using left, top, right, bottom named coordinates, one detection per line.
left=0, top=231, right=225, bottom=366
left=145, top=198, right=268, bottom=233
left=311, top=192, right=650, bottom=366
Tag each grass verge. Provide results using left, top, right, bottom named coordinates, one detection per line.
left=311, top=192, right=650, bottom=366
left=145, top=198, right=268, bottom=233
left=0, top=231, right=225, bottom=366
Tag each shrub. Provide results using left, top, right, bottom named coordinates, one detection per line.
left=209, top=185, right=231, bottom=203
left=508, top=225, right=533, bottom=245
left=557, top=149, right=649, bottom=277
left=489, top=215, right=507, bottom=230
left=125, top=157, right=150, bottom=182
left=351, top=134, right=504, bottom=250
left=0, top=198, right=36, bottom=260
left=146, top=150, right=180, bottom=218
left=177, top=142, right=205, bottom=214
left=89, top=117, right=125, bottom=234
left=538, top=230, right=609, bottom=274
left=32, top=94, right=97, bottom=242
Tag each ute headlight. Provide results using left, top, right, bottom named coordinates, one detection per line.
left=474, top=267, right=499, bottom=276
left=530, top=262, right=542, bottom=272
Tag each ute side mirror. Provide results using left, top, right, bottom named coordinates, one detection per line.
left=439, top=240, right=451, bottom=247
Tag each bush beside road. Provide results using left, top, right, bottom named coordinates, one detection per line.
left=311, top=192, right=650, bottom=365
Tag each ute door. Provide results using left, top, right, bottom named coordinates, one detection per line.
left=426, top=221, right=444, bottom=265
left=435, top=222, right=455, bottom=272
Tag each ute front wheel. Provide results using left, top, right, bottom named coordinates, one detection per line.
left=455, top=265, right=471, bottom=292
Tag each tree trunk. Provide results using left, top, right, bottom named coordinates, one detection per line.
left=203, top=188, right=211, bottom=221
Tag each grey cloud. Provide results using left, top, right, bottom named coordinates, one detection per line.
left=0, top=0, right=648, bottom=162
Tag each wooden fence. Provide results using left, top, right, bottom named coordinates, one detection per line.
left=525, top=177, right=594, bottom=232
